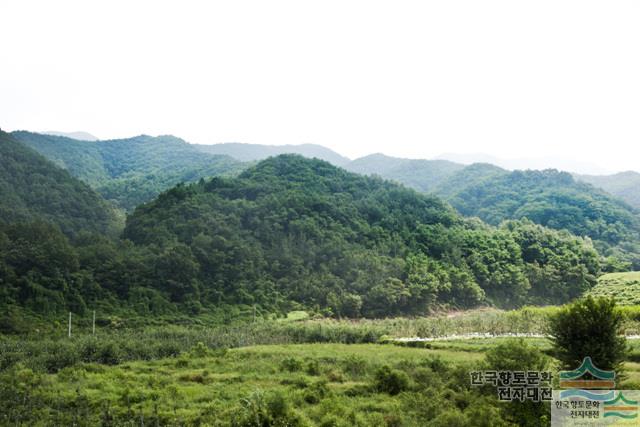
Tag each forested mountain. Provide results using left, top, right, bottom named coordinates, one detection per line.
left=345, top=153, right=464, bottom=193
left=0, top=153, right=606, bottom=321
left=345, top=154, right=640, bottom=268
left=193, top=142, right=351, bottom=166
left=121, top=155, right=600, bottom=316
left=11, top=131, right=244, bottom=210
left=0, top=130, right=121, bottom=237
left=444, top=169, right=640, bottom=268
left=576, top=171, right=640, bottom=210
left=433, top=163, right=506, bottom=198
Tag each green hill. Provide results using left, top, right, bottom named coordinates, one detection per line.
left=434, top=163, right=507, bottom=198
left=11, top=131, right=244, bottom=211
left=123, top=155, right=601, bottom=315
left=576, top=171, right=640, bottom=210
left=345, top=153, right=464, bottom=193
left=344, top=154, right=640, bottom=268
left=193, top=142, right=351, bottom=166
left=0, top=130, right=121, bottom=237
left=445, top=169, right=640, bottom=267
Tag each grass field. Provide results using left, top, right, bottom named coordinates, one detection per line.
left=7, top=337, right=640, bottom=426
left=587, top=272, right=640, bottom=304
left=2, top=342, right=492, bottom=426
left=6, top=303, right=640, bottom=425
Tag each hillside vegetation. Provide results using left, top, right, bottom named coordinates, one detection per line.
left=11, top=131, right=244, bottom=210
left=446, top=169, right=640, bottom=265
left=123, top=155, right=601, bottom=316
left=0, top=130, right=121, bottom=237
left=577, top=171, right=640, bottom=210
left=346, top=154, right=640, bottom=269
left=587, top=271, right=640, bottom=305
left=345, top=154, right=464, bottom=193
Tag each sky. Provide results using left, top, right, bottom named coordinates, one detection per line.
left=1, top=1, right=639, bottom=174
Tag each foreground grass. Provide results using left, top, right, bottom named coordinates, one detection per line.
left=2, top=342, right=492, bottom=426
left=5, top=304, right=640, bottom=425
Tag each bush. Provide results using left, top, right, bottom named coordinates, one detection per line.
left=484, top=339, right=549, bottom=427
left=373, top=365, right=409, bottom=395
left=549, top=296, right=627, bottom=374
left=342, top=355, right=367, bottom=377
left=280, top=357, right=303, bottom=372
left=303, top=381, right=329, bottom=404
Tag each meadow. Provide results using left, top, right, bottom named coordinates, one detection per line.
left=4, top=302, right=640, bottom=426
left=4, top=270, right=640, bottom=426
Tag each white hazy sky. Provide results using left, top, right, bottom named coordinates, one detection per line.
left=1, top=1, right=639, bottom=173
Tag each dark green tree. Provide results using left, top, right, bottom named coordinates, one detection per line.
left=548, top=296, right=627, bottom=375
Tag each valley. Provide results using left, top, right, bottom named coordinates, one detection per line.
left=2, top=129, right=640, bottom=426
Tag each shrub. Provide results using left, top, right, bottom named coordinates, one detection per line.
left=373, top=365, right=409, bottom=395
left=342, top=355, right=367, bottom=377
left=548, top=296, right=627, bottom=374
left=303, top=381, right=329, bottom=404
left=305, top=359, right=320, bottom=376
left=280, top=357, right=303, bottom=372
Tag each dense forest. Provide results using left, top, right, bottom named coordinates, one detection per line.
left=348, top=154, right=640, bottom=269
left=446, top=169, right=640, bottom=268
left=12, top=131, right=244, bottom=211
left=14, top=132, right=640, bottom=270
left=124, top=156, right=602, bottom=315
left=577, top=170, right=640, bottom=210
left=0, top=154, right=602, bottom=324
left=0, top=130, right=121, bottom=237
left=345, top=154, right=464, bottom=193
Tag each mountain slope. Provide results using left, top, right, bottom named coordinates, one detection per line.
left=193, top=142, right=350, bottom=166
left=123, top=155, right=600, bottom=315
left=446, top=169, right=640, bottom=266
left=576, top=171, right=640, bottom=210
left=0, top=130, right=121, bottom=236
left=342, top=153, right=640, bottom=268
left=12, top=131, right=245, bottom=211
left=345, top=154, right=464, bottom=193
left=434, top=163, right=507, bottom=198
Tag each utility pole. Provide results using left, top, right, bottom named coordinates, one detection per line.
left=92, top=310, right=96, bottom=335
left=68, top=312, right=72, bottom=338
left=253, top=305, right=256, bottom=323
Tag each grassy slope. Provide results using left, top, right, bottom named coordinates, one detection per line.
left=587, top=272, right=640, bottom=304
left=4, top=343, right=484, bottom=425
left=12, top=339, right=640, bottom=425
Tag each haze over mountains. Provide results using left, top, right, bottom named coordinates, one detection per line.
left=7, top=130, right=640, bottom=270
left=193, top=142, right=351, bottom=167
left=0, top=126, right=637, bottom=321
left=43, top=131, right=99, bottom=141
left=12, top=131, right=243, bottom=211
left=435, top=152, right=613, bottom=175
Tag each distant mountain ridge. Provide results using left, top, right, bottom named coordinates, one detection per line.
left=12, top=132, right=244, bottom=211
left=576, top=171, right=640, bottom=210
left=343, top=152, right=640, bottom=268
left=9, top=130, right=640, bottom=267
left=193, top=142, right=351, bottom=166
left=345, top=153, right=464, bottom=193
